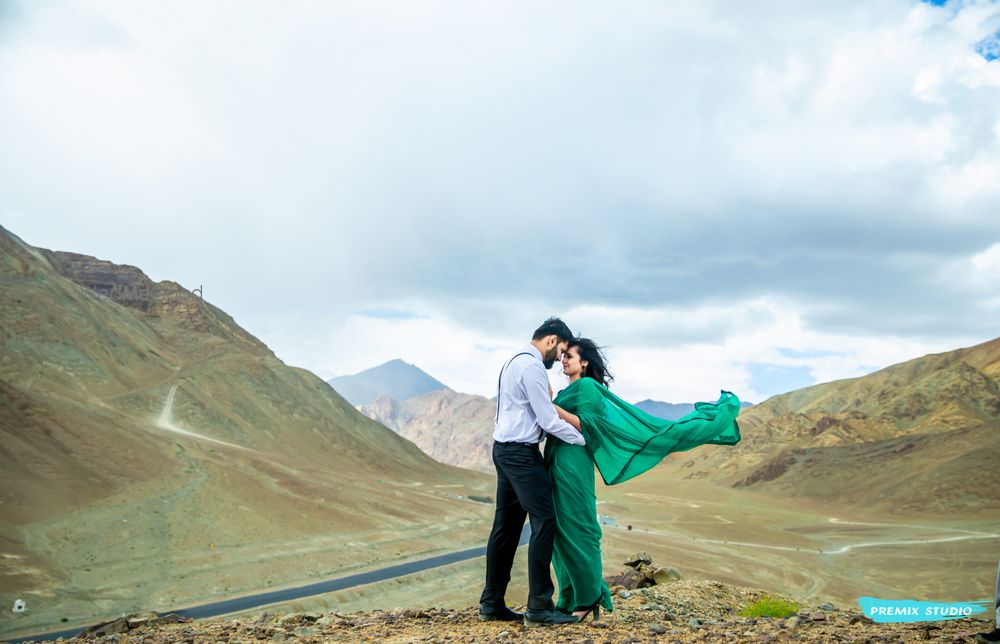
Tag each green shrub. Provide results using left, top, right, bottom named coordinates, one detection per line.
left=738, top=596, right=800, bottom=618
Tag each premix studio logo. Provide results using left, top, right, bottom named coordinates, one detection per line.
left=858, top=597, right=993, bottom=623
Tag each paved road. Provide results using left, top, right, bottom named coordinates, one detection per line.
left=8, top=525, right=530, bottom=643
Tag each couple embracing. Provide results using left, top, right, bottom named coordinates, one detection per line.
left=479, top=317, right=743, bottom=627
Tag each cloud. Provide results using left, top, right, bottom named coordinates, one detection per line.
left=1, top=0, right=998, bottom=402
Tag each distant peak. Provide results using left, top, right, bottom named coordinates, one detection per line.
left=328, top=359, right=448, bottom=405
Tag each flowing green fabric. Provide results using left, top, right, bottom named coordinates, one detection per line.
left=544, top=377, right=742, bottom=613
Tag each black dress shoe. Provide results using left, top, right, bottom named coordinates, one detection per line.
left=523, top=608, right=580, bottom=626
left=976, top=628, right=1000, bottom=643
left=478, top=604, right=524, bottom=622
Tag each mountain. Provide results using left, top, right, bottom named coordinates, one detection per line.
left=0, top=225, right=490, bottom=639
left=669, top=335, right=1000, bottom=515
left=360, top=389, right=497, bottom=472
left=327, top=359, right=447, bottom=405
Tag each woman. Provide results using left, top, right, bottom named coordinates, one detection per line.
left=547, top=338, right=742, bottom=621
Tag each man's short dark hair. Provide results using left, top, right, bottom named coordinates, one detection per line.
left=532, top=317, right=573, bottom=343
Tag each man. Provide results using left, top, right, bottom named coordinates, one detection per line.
left=975, top=557, right=1000, bottom=642
left=479, top=317, right=585, bottom=627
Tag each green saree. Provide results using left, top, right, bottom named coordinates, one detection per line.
left=544, top=377, right=742, bottom=614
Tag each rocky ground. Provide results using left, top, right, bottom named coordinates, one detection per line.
left=20, top=579, right=995, bottom=643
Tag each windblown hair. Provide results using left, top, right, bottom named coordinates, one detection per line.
left=532, top=317, right=573, bottom=344
left=572, top=337, right=614, bottom=389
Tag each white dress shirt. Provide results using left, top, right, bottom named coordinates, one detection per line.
left=493, top=345, right=586, bottom=446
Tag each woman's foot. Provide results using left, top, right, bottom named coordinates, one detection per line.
left=572, top=603, right=601, bottom=621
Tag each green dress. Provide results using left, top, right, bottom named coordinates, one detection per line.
left=544, top=377, right=742, bottom=614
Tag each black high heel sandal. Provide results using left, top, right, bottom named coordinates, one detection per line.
left=573, top=600, right=601, bottom=622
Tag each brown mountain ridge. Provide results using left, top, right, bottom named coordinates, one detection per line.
left=0, top=225, right=491, bottom=639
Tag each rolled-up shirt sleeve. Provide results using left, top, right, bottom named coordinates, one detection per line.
left=524, top=363, right=586, bottom=446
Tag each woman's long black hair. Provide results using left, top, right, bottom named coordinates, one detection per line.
left=572, top=337, right=614, bottom=389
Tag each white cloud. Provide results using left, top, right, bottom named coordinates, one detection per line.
left=253, top=297, right=977, bottom=406
left=1, top=0, right=999, bottom=404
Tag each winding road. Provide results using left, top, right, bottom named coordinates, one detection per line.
left=8, top=525, right=531, bottom=643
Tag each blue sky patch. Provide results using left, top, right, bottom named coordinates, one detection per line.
left=748, top=363, right=815, bottom=400
left=976, top=30, right=1000, bottom=61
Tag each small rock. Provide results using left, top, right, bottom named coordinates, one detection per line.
left=647, top=622, right=667, bottom=634
left=808, top=612, right=826, bottom=622
left=590, top=621, right=609, bottom=629
left=652, top=566, right=682, bottom=584
left=637, top=562, right=658, bottom=581
left=818, top=602, right=837, bottom=611
left=688, top=617, right=702, bottom=628
left=618, top=589, right=632, bottom=599
left=849, top=614, right=874, bottom=625
left=497, top=630, right=511, bottom=639
left=624, top=552, right=652, bottom=567
left=276, top=613, right=305, bottom=626
left=786, top=616, right=801, bottom=629
left=293, top=626, right=315, bottom=637
left=663, top=612, right=677, bottom=621
left=125, top=612, right=158, bottom=629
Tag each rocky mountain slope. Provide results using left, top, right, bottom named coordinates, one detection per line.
left=0, top=225, right=491, bottom=639
left=327, top=359, right=447, bottom=405
left=360, top=389, right=497, bottom=472
left=671, top=335, right=1000, bottom=514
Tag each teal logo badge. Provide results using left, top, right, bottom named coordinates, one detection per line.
left=858, top=597, right=992, bottom=623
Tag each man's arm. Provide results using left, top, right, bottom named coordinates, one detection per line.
left=523, top=363, right=586, bottom=446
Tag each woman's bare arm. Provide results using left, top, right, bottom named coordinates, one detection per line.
left=554, top=404, right=582, bottom=431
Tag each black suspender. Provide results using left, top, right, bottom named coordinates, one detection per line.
left=495, top=352, right=533, bottom=424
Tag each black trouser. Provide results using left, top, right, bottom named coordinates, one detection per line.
left=479, top=441, right=556, bottom=612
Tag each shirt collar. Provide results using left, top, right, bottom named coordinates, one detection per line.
left=524, top=344, right=543, bottom=362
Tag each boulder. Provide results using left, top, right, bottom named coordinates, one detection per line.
left=653, top=566, right=682, bottom=584
left=80, top=616, right=128, bottom=637
left=603, top=569, right=650, bottom=589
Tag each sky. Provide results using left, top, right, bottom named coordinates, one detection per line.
left=2, top=0, right=999, bottom=404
